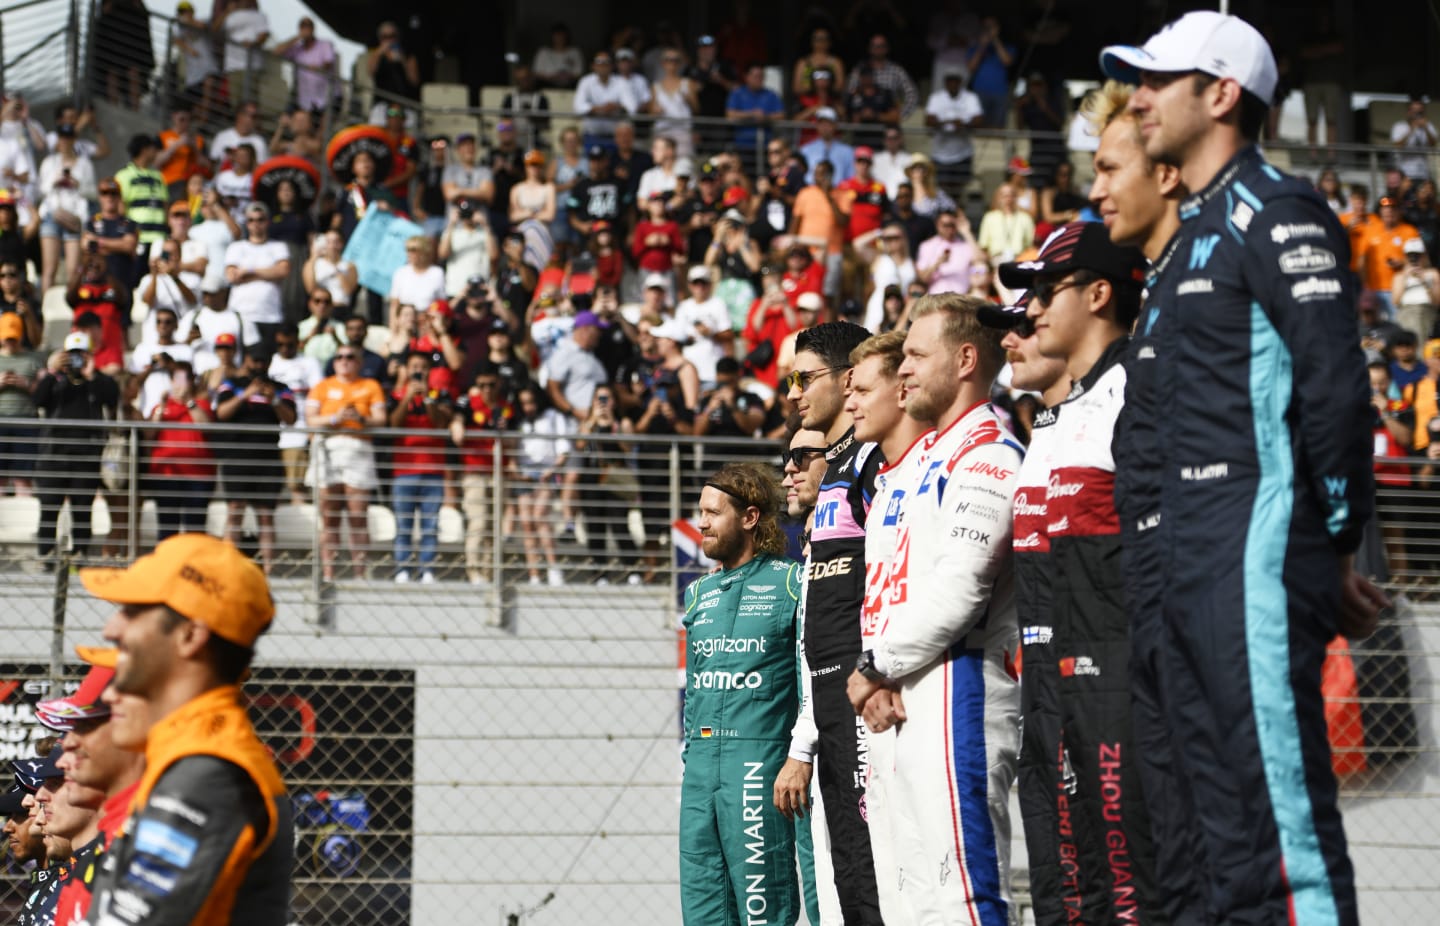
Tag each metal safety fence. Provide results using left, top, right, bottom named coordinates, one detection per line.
left=0, top=419, right=1435, bottom=923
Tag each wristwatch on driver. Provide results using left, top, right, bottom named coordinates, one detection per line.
left=855, top=650, right=887, bottom=683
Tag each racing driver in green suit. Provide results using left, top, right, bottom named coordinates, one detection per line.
left=681, top=461, right=803, bottom=926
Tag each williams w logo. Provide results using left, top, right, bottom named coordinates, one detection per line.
left=1189, top=234, right=1220, bottom=270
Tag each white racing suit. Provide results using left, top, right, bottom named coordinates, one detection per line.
left=865, top=401, right=1023, bottom=926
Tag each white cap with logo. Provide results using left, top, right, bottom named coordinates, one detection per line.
left=1099, top=11, right=1278, bottom=105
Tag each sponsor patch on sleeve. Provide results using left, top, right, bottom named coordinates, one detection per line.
left=132, top=819, right=199, bottom=869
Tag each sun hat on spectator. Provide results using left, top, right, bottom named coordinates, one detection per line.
left=1007, top=156, right=1032, bottom=176
left=1404, top=238, right=1426, bottom=255
left=0, top=314, right=21, bottom=341
left=1099, top=10, right=1278, bottom=104
left=488, top=317, right=511, bottom=334
left=56, top=123, right=76, bottom=138
left=176, top=0, right=194, bottom=11
left=586, top=144, right=609, bottom=160
left=616, top=48, right=636, bottom=61
left=650, top=319, right=690, bottom=343
left=455, top=131, right=476, bottom=145
left=428, top=299, right=453, bottom=318
left=814, top=107, right=838, bottom=122
left=35, top=662, right=113, bottom=732
left=63, top=331, right=91, bottom=352
left=796, top=292, right=824, bottom=312
left=214, top=332, right=238, bottom=348
left=523, top=149, right=546, bottom=167
left=698, top=162, right=719, bottom=179
left=722, top=187, right=748, bottom=207
left=573, top=310, right=605, bottom=329
left=674, top=158, right=694, bottom=177
left=688, top=265, right=712, bottom=283
left=722, top=208, right=746, bottom=224
left=496, top=121, right=514, bottom=134
left=79, top=534, right=274, bottom=648
left=854, top=146, right=875, bottom=162
left=643, top=272, right=669, bottom=290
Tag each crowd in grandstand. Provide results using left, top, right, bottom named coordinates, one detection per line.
left=0, top=4, right=1435, bottom=590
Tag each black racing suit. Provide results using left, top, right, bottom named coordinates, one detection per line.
left=1117, top=234, right=1211, bottom=926
left=18, top=862, right=65, bottom=926
left=1115, top=146, right=1374, bottom=926
left=803, top=427, right=883, bottom=924
left=1044, top=337, right=1162, bottom=924
left=1013, top=401, right=1068, bottom=925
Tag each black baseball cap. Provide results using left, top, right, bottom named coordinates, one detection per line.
left=977, top=291, right=1033, bottom=330
left=586, top=144, right=609, bottom=160
left=998, top=222, right=1146, bottom=291
left=11, top=743, right=63, bottom=791
left=0, top=785, right=25, bottom=816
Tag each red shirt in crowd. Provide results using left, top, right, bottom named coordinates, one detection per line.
left=389, top=385, right=452, bottom=476
left=743, top=295, right=803, bottom=388
left=149, top=396, right=216, bottom=479
left=631, top=219, right=685, bottom=273
left=455, top=389, right=516, bottom=471
left=837, top=176, right=887, bottom=242
left=71, top=286, right=126, bottom=371
left=781, top=262, right=824, bottom=306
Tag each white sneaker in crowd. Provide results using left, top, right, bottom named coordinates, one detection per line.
left=394, top=569, right=411, bottom=584
left=547, top=567, right=564, bottom=586
left=420, top=570, right=436, bottom=584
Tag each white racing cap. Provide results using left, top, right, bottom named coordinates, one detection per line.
left=1099, top=11, right=1278, bottom=104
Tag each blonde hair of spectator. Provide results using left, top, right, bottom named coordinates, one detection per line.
left=909, top=293, right=1006, bottom=377
left=1081, top=80, right=1137, bottom=134
left=850, top=329, right=907, bottom=378
left=706, top=461, right=787, bottom=558
left=407, top=235, right=435, bottom=261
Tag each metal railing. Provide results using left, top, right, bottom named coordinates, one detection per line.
left=0, top=416, right=777, bottom=614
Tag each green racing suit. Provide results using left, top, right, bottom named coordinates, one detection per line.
left=681, top=553, right=803, bottom=926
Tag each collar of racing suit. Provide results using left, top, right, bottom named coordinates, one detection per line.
left=1178, top=144, right=1263, bottom=221
left=1063, top=336, right=1130, bottom=403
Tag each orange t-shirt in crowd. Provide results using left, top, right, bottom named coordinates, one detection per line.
left=158, top=129, right=208, bottom=186
left=1358, top=220, right=1422, bottom=293
left=793, top=185, right=845, bottom=256
left=1339, top=210, right=1379, bottom=272
left=309, top=376, right=385, bottom=432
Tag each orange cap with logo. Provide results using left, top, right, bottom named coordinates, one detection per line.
left=79, top=534, right=275, bottom=647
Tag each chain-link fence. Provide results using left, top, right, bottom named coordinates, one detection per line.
left=0, top=418, right=1435, bottom=922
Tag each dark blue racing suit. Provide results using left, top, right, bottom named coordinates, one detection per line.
left=1115, top=145, right=1374, bottom=926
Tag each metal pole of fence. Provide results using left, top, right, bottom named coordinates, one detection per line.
left=50, top=547, right=68, bottom=692
left=490, top=435, right=505, bottom=626
left=668, top=441, right=680, bottom=597
left=125, top=426, right=137, bottom=560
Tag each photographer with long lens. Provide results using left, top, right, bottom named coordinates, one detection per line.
left=33, top=331, right=118, bottom=568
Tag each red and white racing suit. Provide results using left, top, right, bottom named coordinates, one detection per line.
left=859, top=430, right=934, bottom=918
left=865, top=401, right=1023, bottom=926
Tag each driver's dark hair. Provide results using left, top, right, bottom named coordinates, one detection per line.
left=795, top=321, right=871, bottom=370
left=158, top=606, right=255, bottom=683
